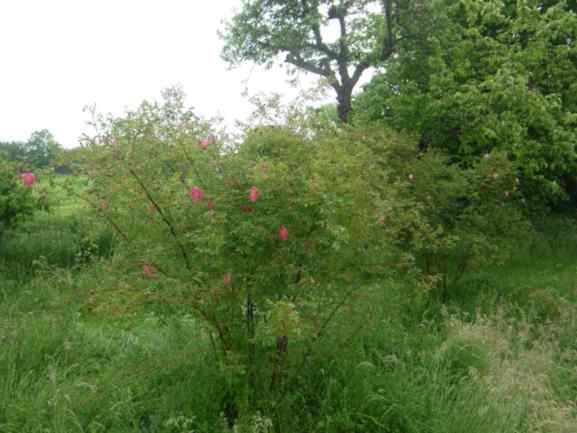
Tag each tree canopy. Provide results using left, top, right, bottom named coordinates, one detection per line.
left=23, top=129, right=61, bottom=169
left=0, top=129, right=61, bottom=169
left=356, top=0, right=577, bottom=204
left=221, top=0, right=401, bottom=122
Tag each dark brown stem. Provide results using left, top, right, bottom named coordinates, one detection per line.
left=65, top=176, right=130, bottom=243
left=270, top=335, right=288, bottom=394
left=246, top=290, right=257, bottom=410
left=125, top=165, right=192, bottom=271
left=271, top=284, right=358, bottom=412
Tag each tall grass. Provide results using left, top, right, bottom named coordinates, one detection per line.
left=3, top=265, right=576, bottom=433
left=0, top=211, right=113, bottom=283
left=0, top=307, right=223, bottom=433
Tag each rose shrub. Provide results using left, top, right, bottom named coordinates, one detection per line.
left=79, top=89, right=392, bottom=427
left=0, top=154, right=42, bottom=242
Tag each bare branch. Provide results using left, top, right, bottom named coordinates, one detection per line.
left=336, top=11, right=352, bottom=82
left=311, top=24, right=339, bottom=59
left=286, top=51, right=333, bottom=78
left=299, top=0, right=339, bottom=59
left=351, top=60, right=371, bottom=86
left=125, top=165, right=193, bottom=271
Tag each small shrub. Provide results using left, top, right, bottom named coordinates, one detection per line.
left=0, top=154, right=43, bottom=241
left=376, top=143, right=532, bottom=300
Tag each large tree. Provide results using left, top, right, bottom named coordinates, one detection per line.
left=357, top=0, right=577, bottom=204
left=0, top=130, right=61, bottom=169
left=23, top=129, right=61, bottom=169
left=220, top=0, right=400, bottom=122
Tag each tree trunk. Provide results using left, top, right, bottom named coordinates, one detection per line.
left=336, top=84, right=353, bottom=123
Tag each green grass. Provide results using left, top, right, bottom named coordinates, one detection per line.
left=0, top=210, right=113, bottom=283
left=0, top=308, right=222, bottom=433
left=1, top=189, right=577, bottom=432
left=5, top=266, right=575, bottom=433
left=43, top=174, right=89, bottom=217
left=434, top=216, right=577, bottom=316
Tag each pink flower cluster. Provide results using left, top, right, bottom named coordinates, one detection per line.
left=188, top=187, right=217, bottom=212
left=187, top=184, right=288, bottom=239
left=249, top=186, right=259, bottom=202
left=278, top=225, right=289, bottom=241
left=198, top=136, right=216, bottom=150
left=143, top=263, right=156, bottom=278
left=189, top=187, right=204, bottom=202
left=21, top=172, right=36, bottom=187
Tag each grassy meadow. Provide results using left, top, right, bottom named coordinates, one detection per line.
left=1, top=176, right=577, bottom=433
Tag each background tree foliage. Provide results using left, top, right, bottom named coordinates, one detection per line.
left=0, top=129, right=61, bottom=169
left=357, top=0, right=577, bottom=205
left=23, top=129, right=61, bottom=169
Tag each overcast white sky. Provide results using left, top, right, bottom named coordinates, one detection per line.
left=0, top=0, right=329, bottom=148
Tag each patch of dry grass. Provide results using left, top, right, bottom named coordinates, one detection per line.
left=442, top=305, right=577, bottom=433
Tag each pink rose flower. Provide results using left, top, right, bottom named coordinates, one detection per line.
left=189, top=187, right=204, bottom=202
left=198, top=136, right=215, bottom=150
left=21, top=172, right=36, bottom=187
left=249, top=186, right=259, bottom=203
left=279, top=225, right=289, bottom=241
left=143, top=263, right=156, bottom=278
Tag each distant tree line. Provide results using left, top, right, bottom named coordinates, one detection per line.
left=0, top=129, right=63, bottom=171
